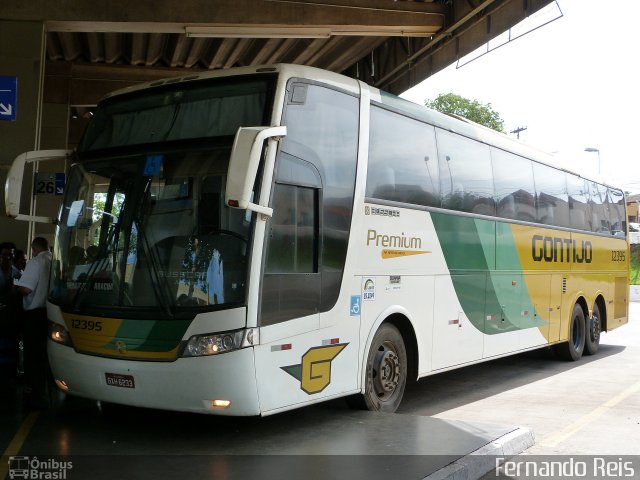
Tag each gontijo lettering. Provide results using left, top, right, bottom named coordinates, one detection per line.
left=531, top=234, right=592, bottom=263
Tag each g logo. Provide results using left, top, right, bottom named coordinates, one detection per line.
left=115, top=340, right=127, bottom=354
left=282, top=344, right=348, bottom=394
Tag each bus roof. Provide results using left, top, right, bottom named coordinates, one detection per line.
left=97, top=63, right=620, bottom=193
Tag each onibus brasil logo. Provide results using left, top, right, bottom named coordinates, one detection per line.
left=8, top=456, right=73, bottom=479
left=282, top=344, right=348, bottom=394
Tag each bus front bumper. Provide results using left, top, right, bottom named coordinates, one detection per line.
left=48, top=341, right=261, bottom=416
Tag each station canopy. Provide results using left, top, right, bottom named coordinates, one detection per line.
left=5, top=0, right=555, bottom=101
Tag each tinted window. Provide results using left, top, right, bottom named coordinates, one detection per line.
left=366, top=106, right=440, bottom=206
left=80, top=76, right=272, bottom=153
left=280, top=82, right=358, bottom=277
left=588, top=181, right=610, bottom=234
left=492, top=149, right=536, bottom=222
left=265, top=184, right=318, bottom=273
left=607, top=188, right=626, bottom=236
left=262, top=82, right=358, bottom=325
left=437, top=129, right=495, bottom=216
left=566, top=175, right=591, bottom=231
left=532, top=162, right=569, bottom=227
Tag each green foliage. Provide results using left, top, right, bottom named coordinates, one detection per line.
left=425, top=93, right=505, bottom=133
left=631, top=245, right=640, bottom=285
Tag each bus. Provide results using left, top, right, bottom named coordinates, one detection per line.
left=5, top=64, right=629, bottom=416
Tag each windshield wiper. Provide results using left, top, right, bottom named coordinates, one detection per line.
left=135, top=224, right=173, bottom=317
left=71, top=215, right=120, bottom=310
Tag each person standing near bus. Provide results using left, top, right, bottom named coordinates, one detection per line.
left=1, top=243, right=22, bottom=381
left=14, top=237, right=52, bottom=408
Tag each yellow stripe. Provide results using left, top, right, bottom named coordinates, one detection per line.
left=540, top=381, right=640, bottom=447
left=381, top=249, right=430, bottom=259
left=0, top=412, right=40, bottom=478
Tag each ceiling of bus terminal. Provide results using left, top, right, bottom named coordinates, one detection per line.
left=8, top=0, right=554, bottom=96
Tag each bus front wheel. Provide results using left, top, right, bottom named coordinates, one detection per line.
left=362, top=323, right=407, bottom=413
left=584, top=303, right=601, bottom=356
left=555, top=303, right=586, bottom=361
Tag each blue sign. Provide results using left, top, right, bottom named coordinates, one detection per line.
left=35, top=172, right=66, bottom=196
left=350, top=295, right=361, bottom=316
left=55, top=173, right=65, bottom=195
left=144, top=154, right=163, bottom=176
left=0, top=76, right=17, bottom=121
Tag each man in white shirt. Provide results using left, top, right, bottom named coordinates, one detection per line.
left=14, top=237, right=52, bottom=408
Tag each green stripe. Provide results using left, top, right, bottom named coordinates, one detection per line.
left=432, top=213, right=545, bottom=333
left=105, top=319, right=192, bottom=352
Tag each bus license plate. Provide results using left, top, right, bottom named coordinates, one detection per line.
left=105, top=373, right=135, bottom=389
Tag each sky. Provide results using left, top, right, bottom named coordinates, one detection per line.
left=400, top=0, right=640, bottom=195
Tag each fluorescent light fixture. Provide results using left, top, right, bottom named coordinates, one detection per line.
left=185, top=25, right=436, bottom=38
left=186, top=26, right=331, bottom=38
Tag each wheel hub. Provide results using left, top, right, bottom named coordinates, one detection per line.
left=374, top=347, right=400, bottom=395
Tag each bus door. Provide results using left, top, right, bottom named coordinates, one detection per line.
left=253, top=80, right=360, bottom=413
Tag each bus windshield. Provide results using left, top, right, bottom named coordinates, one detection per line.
left=78, top=75, right=273, bottom=153
left=48, top=73, right=276, bottom=316
left=50, top=148, right=253, bottom=315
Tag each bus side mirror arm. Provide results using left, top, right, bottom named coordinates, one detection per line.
left=225, top=126, right=287, bottom=218
left=5, top=149, right=72, bottom=223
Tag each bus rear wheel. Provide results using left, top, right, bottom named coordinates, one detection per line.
left=584, top=303, right=601, bottom=356
left=362, top=323, right=407, bottom=413
left=555, top=303, right=586, bottom=361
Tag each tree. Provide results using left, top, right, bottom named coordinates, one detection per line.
left=425, top=93, right=505, bottom=133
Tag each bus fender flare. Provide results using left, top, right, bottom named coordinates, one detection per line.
left=357, top=305, right=417, bottom=392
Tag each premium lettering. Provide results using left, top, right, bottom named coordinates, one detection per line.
left=367, top=229, right=421, bottom=249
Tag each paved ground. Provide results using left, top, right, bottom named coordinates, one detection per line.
left=2, top=298, right=638, bottom=480
left=398, top=301, right=640, bottom=462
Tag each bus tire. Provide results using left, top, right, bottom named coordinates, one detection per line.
left=362, top=323, right=407, bottom=413
left=584, top=303, right=601, bottom=356
left=555, top=303, right=586, bottom=361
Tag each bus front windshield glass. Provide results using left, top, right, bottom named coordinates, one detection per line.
left=51, top=149, right=252, bottom=314
left=49, top=74, right=275, bottom=315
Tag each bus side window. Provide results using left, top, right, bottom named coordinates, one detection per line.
left=366, top=105, right=440, bottom=207
left=262, top=182, right=320, bottom=326
left=265, top=183, right=318, bottom=274
left=532, top=162, right=569, bottom=228
left=567, top=176, right=591, bottom=231
left=437, top=129, right=495, bottom=216
left=492, top=148, right=536, bottom=223
left=588, top=181, right=610, bottom=234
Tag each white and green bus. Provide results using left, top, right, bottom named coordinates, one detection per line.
left=6, top=64, right=629, bottom=415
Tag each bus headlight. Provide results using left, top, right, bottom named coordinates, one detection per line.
left=182, top=328, right=258, bottom=357
left=48, top=321, right=74, bottom=347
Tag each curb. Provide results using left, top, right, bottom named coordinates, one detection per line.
left=424, top=427, right=535, bottom=480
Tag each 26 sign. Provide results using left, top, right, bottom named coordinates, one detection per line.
left=35, top=172, right=65, bottom=196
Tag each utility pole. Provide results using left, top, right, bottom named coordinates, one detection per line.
left=510, top=126, right=527, bottom=139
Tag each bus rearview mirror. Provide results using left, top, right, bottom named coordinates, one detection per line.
left=5, top=149, right=72, bottom=223
left=225, top=126, right=286, bottom=218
